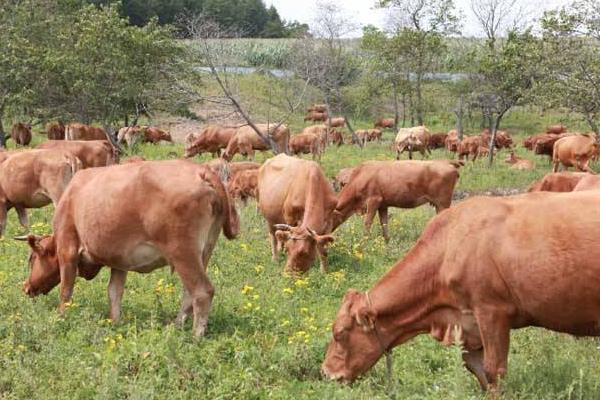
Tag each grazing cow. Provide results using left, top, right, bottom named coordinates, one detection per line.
left=327, top=117, right=346, bottom=128
left=289, top=133, right=322, bottom=161
left=304, top=111, right=328, bottom=122
left=504, top=152, right=534, bottom=170
left=552, top=134, right=597, bottom=173
left=367, top=129, right=382, bottom=143
left=184, top=126, right=237, bottom=158
left=573, top=174, right=600, bottom=191
left=394, top=126, right=431, bottom=160
left=10, top=123, right=32, bottom=146
left=328, top=128, right=344, bottom=147
left=222, top=124, right=290, bottom=161
left=65, top=123, right=108, bottom=141
left=445, top=130, right=460, bottom=153
left=307, top=104, right=327, bottom=113
left=533, top=134, right=566, bottom=158
left=374, top=118, right=395, bottom=129
left=332, top=160, right=461, bottom=242
left=457, top=135, right=482, bottom=162
left=0, top=150, right=80, bottom=236
left=527, top=172, right=588, bottom=192
left=333, top=167, right=355, bottom=192
left=20, top=160, right=239, bottom=337
left=257, top=154, right=336, bottom=274
left=429, top=133, right=448, bottom=150
left=46, top=121, right=65, bottom=140
left=37, top=140, right=118, bottom=168
left=546, top=124, right=567, bottom=134
left=143, top=126, right=172, bottom=143
left=203, top=159, right=260, bottom=182
left=480, top=129, right=513, bottom=149
left=117, top=126, right=143, bottom=147
left=227, top=169, right=259, bottom=204
left=302, top=125, right=329, bottom=148
left=323, top=191, right=600, bottom=391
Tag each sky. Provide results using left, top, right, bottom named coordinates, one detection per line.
left=265, top=0, right=574, bottom=37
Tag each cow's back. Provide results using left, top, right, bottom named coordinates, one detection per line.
left=37, top=140, right=114, bottom=168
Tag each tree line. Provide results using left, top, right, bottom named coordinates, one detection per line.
left=87, top=0, right=309, bottom=37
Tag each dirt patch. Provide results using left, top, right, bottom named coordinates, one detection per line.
left=453, top=187, right=524, bottom=201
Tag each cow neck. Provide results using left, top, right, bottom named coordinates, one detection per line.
left=366, top=217, right=448, bottom=349
left=331, top=186, right=359, bottom=230
left=300, top=166, right=335, bottom=234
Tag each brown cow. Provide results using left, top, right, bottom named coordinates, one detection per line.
left=0, top=150, right=80, bottom=235
left=203, top=159, right=260, bottom=182
left=374, top=118, right=395, bottom=129
left=573, top=174, right=600, bottom=191
left=523, top=133, right=552, bottom=151
left=333, top=167, right=355, bottom=192
left=227, top=169, right=258, bottom=204
left=143, top=126, right=172, bottom=143
left=527, top=172, right=588, bottom=192
left=328, top=128, right=344, bottom=147
left=302, top=125, right=329, bottom=148
left=457, top=135, right=482, bottom=162
left=429, top=133, right=448, bottom=150
left=323, top=191, right=600, bottom=391
left=184, top=125, right=237, bottom=158
left=307, top=104, right=327, bottom=113
left=552, top=134, right=597, bottom=173
left=355, top=130, right=370, bottom=147
left=394, top=126, right=431, bottom=160
left=546, top=124, right=567, bottom=134
left=117, top=126, right=143, bottom=147
left=504, top=152, right=534, bottom=170
left=289, top=133, right=322, bottom=161
left=332, top=160, right=461, bottom=242
left=65, top=123, right=108, bottom=141
left=327, top=117, right=346, bottom=128
left=19, top=160, right=239, bottom=337
left=367, top=129, right=382, bottom=143
left=533, top=133, right=567, bottom=158
left=480, top=129, right=513, bottom=149
left=445, top=130, right=460, bottom=153
left=222, top=124, right=290, bottom=161
left=10, top=123, right=32, bottom=146
left=257, top=154, right=336, bottom=274
left=37, top=140, right=118, bottom=168
left=304, top=111, right=328, bottom=122
left=46, top=121, right=65, bottom=140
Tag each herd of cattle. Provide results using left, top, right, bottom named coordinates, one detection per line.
left=3, top=111, right=600, bottom=392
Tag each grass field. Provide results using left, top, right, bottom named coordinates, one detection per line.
left=1, top=112, right=600, bottom=399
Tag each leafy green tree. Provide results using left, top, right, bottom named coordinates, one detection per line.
left=538, top=0, right=600, bottom=134
left=377, top=0, right=461, bottom=126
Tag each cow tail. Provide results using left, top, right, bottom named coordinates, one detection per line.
left=62, top=154, right=81, bottom=187
left=199, top=168, right=240, bottom=240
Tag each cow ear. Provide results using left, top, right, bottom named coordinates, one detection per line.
left=20, top=234, right=43, bottom=252
left=316, top=234, right=334, bottom=248
left=275, top=230, right=290, bottom=243
left=354, top=305, right=375, bottom=332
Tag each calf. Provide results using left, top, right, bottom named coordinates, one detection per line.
left=0, top=150, right=80, bottom=235
left=20, top=160, right=239, bottom=337
left=258, top=154, right=336, bottom=274
left=10, top=123, right=32, bottom=146
left=332, top=160, right=461, bottom=242
left=504, top=151, right=534, bottom=170
left=323, top=191, right=600, bottom=391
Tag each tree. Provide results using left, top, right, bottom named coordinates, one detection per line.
left=291, top=1, right=362, bottom=145
left=377, top=0, right=461, bottom=125
left=538, top=0, right=600, bottom=134
left=471, top=0, right=533, bottom=48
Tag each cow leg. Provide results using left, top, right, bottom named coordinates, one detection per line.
left=552, top=160, right=560, bottom=173
left=364, top=197, right=382, bottom=234
left=107, top=268, right=128, bottom=323
left=15, top=206, right=29, bottom=229
left=175, top=287, right=193, bottom=327
left=579, top=160, right=595, bottom=174
left=396, top=149, right=400, bottom=160
left=475, top=310, right=511, bottom=392
left=172, top=255, right=213, bottom=337
left=0, top=201, right=6, bottom=236
left=269, top=228, right=279, bottom=261
left=408, top=148, right=413, bottom=160
left=463, top=347, right=489, bottom=391
left=57, top=243, right=80, bottom=316
left=378, top=206, right=390, bottom=243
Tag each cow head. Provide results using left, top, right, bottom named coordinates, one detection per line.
left=16, top=235, right=60, bottom=297
left=274, top=224, right=334, bottom=274
left=322, top=289, right=387, bottom=383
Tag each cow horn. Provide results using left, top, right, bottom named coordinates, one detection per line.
left=13, top=235, right=29, bottom=241
left=274, top=224, right=292, bottom=231
left=306, top=227, right=317, bottom=237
